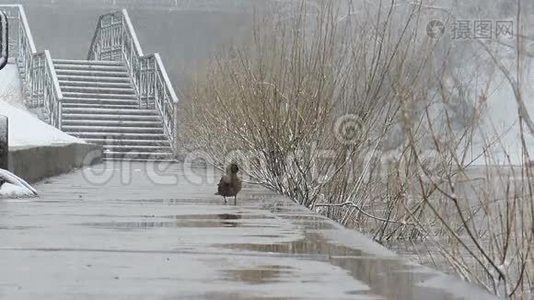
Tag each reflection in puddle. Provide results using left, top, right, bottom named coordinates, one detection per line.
left=222, top=234, right=461, bottom=300
left=200, top=292, right=263, bottom=300
left=0, top=225, right=41, bottom=230
left=1, top=199, right=34, bottom=203
left=216, top=213, right=242, bottom=228
left=222, top=265, right=293, bottom=284
left=293, top=221, right=337, bottom=230
left=77, top=213, right=268, bottom=230
left=160, top=214, right=264, bottom=220
left=223, top=234, right=363, bottom=257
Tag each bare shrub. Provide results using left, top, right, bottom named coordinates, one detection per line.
left=180, top=0, right=533, bottom=297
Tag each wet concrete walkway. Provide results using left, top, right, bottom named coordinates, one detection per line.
left=0, top=162, right=494, bottom=299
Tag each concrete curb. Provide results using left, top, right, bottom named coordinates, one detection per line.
left=8, top=143, right=102, bottom=183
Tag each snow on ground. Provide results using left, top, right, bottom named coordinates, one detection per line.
left=1, top=100, right=83, bottom=148
left=0, top=182, right=37, bottom=199
left=0, top=63, right=83, bottom=148
left=0, top=168, right=38, bottom=199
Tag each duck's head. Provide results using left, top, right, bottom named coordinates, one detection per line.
left=227, top=163, right=239, bottom=174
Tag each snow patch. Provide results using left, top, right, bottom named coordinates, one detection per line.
left=0, top=182, right=37, bottom=199
left=0, top=168, right=38, bottom=199
left=0, top=63, right=83, bottom=148
left=1, top=100, right=83, bottom=148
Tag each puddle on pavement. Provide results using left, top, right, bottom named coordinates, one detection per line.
left=221, top=234, right=464, bottom=300
left=200, top=292, right=271, bottom=300
left=160, top=213, right=273, bottom=221
left=277, top=214, right=328, bottom=220
left=0, top=225, right=41, bottom=230
left=0, top=199, right=35, bottom=203
left=292, top=220, right=337, bottom=230
left=78, top=213, right=280, bottom=230
left=275, top=214, right=338, bottom=230
left=221, top=265, right=293, bottom=285
left=269, top=205, right=297, bottom=214
left=222, top=234, right=364, bottom=257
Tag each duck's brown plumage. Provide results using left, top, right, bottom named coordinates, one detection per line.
left=216, top=163, right=241, bottom=205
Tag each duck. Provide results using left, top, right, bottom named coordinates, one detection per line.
left=215, top=163, right=241, bottom=205
left=0, top=168, right=38, bottom=199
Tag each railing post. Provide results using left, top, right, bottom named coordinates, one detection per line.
left=153, top=57, right=157, bottom=110
left=173, top=102, right=178, bottom=152
left=0, top=115, right=8, bottom=170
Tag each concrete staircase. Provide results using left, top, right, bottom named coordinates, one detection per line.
left=54, top=59, right=174, bottom=160
left=5, top=6, right=178, bottom=161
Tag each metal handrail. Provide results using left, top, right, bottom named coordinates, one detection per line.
left=122, top=10, right=143, bottom=57
left=0, top=5, right=63, bottom=128
left=87, top=9, right=179, bottom=153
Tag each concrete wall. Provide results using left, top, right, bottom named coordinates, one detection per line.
left=8, top=143, right=102, bottom=183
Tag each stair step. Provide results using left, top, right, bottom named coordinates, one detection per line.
left=103, top=151, right=174, bottom=160
left=103, top=157, right=176, bottom=162
left=63, top=92, right=137, bottom=100
left=103, top=145, right=172, bottom=152
left=62, top=95, right=137, bottom=104
left=61, top=86, right=136, bottom=95
left=62, top=119, right=163, bottom=128
left=63, top=125, right=164, bottom=134
left=63, top=98, right=139, bottom=106
left=61, top=103, right=140, bottom=109
left=59, top=80, right=132, bottom=89
left=85, top=138, right=170, bottom=146
left=62, top=107, right=158, bottom=116
left=62, top=113, right=160, bottom=122
left=57, top=75, right=131, bottom=83
left=53, top=59, right=123, bottom=66
left=54, top=63, right=127, bottom=72
left=56, top=69, right=129, bottom=77
left=73, top=132, right=168, bottom=140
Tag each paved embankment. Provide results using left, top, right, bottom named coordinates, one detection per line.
left=0, top=162, right=496, bottom=299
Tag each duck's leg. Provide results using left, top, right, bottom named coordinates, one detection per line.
left=223, top=196, right=227, bottom=204
left=234, top=195, right=237, bottom=206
